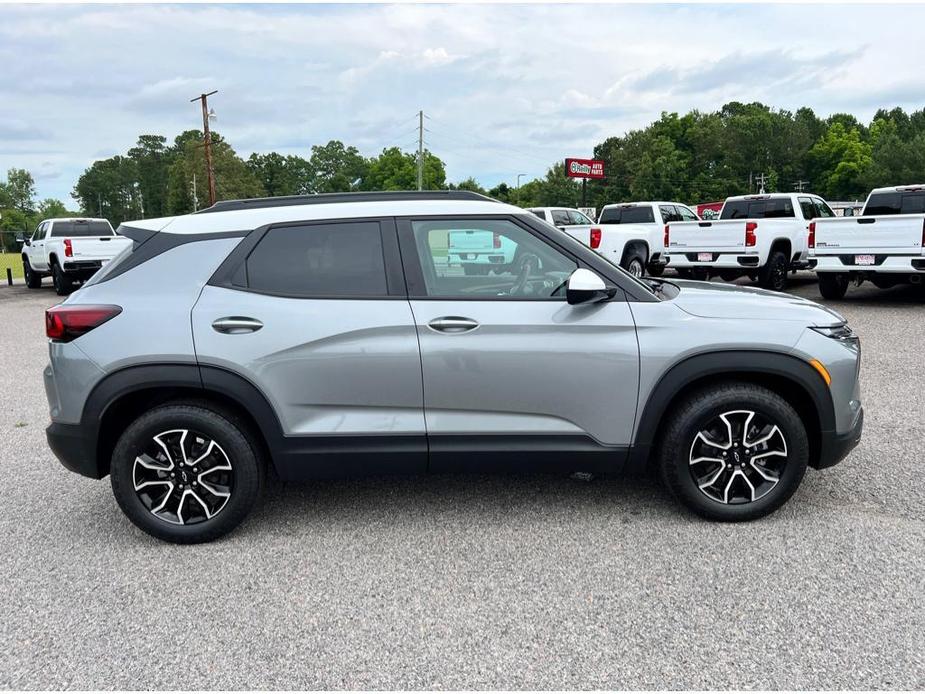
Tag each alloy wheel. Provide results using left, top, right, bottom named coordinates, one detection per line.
left=132, top=429, right=234, bottom=525
left=688, top=409, right=788, bottom=504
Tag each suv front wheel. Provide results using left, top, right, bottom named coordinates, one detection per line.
left=110, top=402, right=264, bottom=543
left=657, top=382, right=808, bottom=521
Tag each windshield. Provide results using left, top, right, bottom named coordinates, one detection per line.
left=721, top=198, right=795, bottom=219
left=599, top=206, right=655, bottom=224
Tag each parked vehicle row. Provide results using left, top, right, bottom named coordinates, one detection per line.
left=21, top=218, right=131, bottom=295
left=43, top=191, right=862, bottom=542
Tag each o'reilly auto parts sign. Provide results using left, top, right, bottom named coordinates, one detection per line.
left=565, top=158, right=604, bottom=179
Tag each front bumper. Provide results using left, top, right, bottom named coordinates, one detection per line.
left=811, top=254, right=925, bottom=274
left=46, top=421, right=104, bottom=479
left=815, top=407, right=864, bottom=470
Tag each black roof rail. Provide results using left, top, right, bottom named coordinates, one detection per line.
left=195, top=190, right=499, bottom=214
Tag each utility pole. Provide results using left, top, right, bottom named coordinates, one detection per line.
left=191, top=90, right=218, bottom=207
left=191, top=174, right=198, bottom=212
left=97, top=193, right=102, bottom=218
left=755, top=173, right=769, bottom=194
left=793, top=180, right=810, bottom=193
left=417, top=110, right=424, bottom=191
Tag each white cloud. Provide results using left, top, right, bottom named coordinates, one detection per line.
left=0, top=3, right=923, bottom=203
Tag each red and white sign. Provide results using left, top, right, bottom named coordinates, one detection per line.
left=565, top=158, right=605, bottom=179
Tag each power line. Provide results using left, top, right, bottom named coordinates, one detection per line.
left=793, top=179, right=810, bottom=192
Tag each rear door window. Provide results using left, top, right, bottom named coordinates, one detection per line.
left=721, top=198, right=795, bottom=219
left=598, top=206, right=656, bottom=224
left=813, top=199, right=835, bottom=218
left=659, top=205, right=681, bottom=223
left=245, top=221, right=389, bottom=297
left=798, top=197, right=816, bottom=220
left=900, top=193, right=925, bottom=214
left=678, top=206, right=698, bottom=221
left=528, top=210, right=547, bottom=221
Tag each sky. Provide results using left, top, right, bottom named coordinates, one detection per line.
left=3, top=2, right=925, bottom=204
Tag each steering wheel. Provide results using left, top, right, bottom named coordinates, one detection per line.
left=510, top=253, right=541, bottom=296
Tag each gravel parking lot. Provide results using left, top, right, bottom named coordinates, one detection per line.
left=1, top=273, right=923, bottom=689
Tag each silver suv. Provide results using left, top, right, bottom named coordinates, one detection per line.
left=43, top=192, right=864, bottom=543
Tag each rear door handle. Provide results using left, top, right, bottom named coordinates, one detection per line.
left=211, top=316, right=263, bottom=334
left=427, top=316, right=479, bottom=333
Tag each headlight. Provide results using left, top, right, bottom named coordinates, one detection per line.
left=811, top=324, right=858, bottom=342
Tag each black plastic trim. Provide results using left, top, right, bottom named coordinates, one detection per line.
left=196, top=191, right=497, bottom=214
left=626, top=350, right=837, bottom=473
left=95, top=228, right=248, bottom=284
left=817, top=407, right=863, bottom=469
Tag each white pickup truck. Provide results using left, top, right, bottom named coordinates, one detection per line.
left=532, top=202, right=698, bottom=277
left=809, top=185, right=925, bottom=298
left=22, top=217, right=131, bottom=295
left=665, top=193, right=834, bottom=291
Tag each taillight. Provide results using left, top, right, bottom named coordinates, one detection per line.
left=590, top=228, right=602, bottom=249
left=45, top=305, right=121, bottom=342
left=808, top=221, right=816, bottom=249
left=493, top=232, right=501, bottom=249
left=64, top=239, right=73, bottom=257
left=745, top=221, right=758, bottom=247
left=664, top=224, right=670, bottom=247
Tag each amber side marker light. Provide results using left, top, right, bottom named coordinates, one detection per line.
left=808, top=358, right=832, bottom=387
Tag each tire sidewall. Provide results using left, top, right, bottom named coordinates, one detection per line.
left=110, top=404, right=263, bottom=543
left=661, top=386, right=809, bottom=521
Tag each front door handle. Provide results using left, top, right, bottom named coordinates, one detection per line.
left=427, top=316, right=479, bottom=334
left=212, top=316, right=263, bottom=334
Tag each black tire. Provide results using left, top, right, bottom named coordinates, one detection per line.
left=675, top=269, right=693, bottom=279
left=110, top=402, right=265, bottom=543
left=622, top=247, right=647, bottom=278
left=22, top=256, right=42, bottom=289
left=818, top=272, right=849, bottom=300
left=758, top=250, right=788, bottom=291
left=647, top=264, right=665, bottom=277
left=51, top=262, right=73, bottom=295
left=657, top=382, right=809, bottom=522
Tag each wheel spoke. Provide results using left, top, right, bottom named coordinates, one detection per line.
left=149, top=483, right=175, bottom=513
left=745, top=423, right=781, bottom=448
left=698, top=464, right=726, bottom=490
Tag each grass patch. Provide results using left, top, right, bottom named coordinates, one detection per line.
left=0, top=253, right=23, bottom=280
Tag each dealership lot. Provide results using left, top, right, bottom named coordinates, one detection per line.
left=1, top=275, right=923, bottom=689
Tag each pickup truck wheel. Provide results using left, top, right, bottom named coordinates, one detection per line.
left=622, top=249, right=646, bottom=278
left=22, top=257, right=42, bottom=289
left=758, top=250, right=788, bottom=291
left=690, top=268, right=710, bottom=281
left=51, top=262, right=73, bottom=296
left=818, top=272, right=849, bottom=299
left=657, top=382, right=809, bottom=521
left=871, top=275, right=899, bottom=290
left=110, top=402, right=265, bottom=544
left=647, top=264, right=665, bottom=277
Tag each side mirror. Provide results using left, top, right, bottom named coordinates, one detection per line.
left=22, top=237, right=31, bottom=246
left=566, top=268, right=617, bottom=305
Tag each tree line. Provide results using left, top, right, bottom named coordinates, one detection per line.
left=3, top=101, right=925, bottom=238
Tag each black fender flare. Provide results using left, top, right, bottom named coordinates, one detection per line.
left=81, top=363, right=286, bottom=477
left=626, top=350, right=835, bottom=473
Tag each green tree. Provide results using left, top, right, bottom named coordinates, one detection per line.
left=362, top=147, right=446, bottom=191
left=127, top=135, right=171, bottom=217
left=307, top=140, right=368, bottom=193
left=807, top=122, right=872, bottom=199
left=4, top=168, right=36, bottom=214
left=448, top=177, right=487, bottom=195
left=72, top=156, right=141, bottom=227
left=246, top=152, right=311, bottom=197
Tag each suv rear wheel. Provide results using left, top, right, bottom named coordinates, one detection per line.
left=657, top=382, right=808, bottom=521
left=110, top=402, right=264, bottom=543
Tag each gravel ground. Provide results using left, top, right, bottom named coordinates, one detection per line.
left=1, top=273, right=923, bottom=690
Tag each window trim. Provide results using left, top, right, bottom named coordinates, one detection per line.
left=208, top=216, right=406, bottom=300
